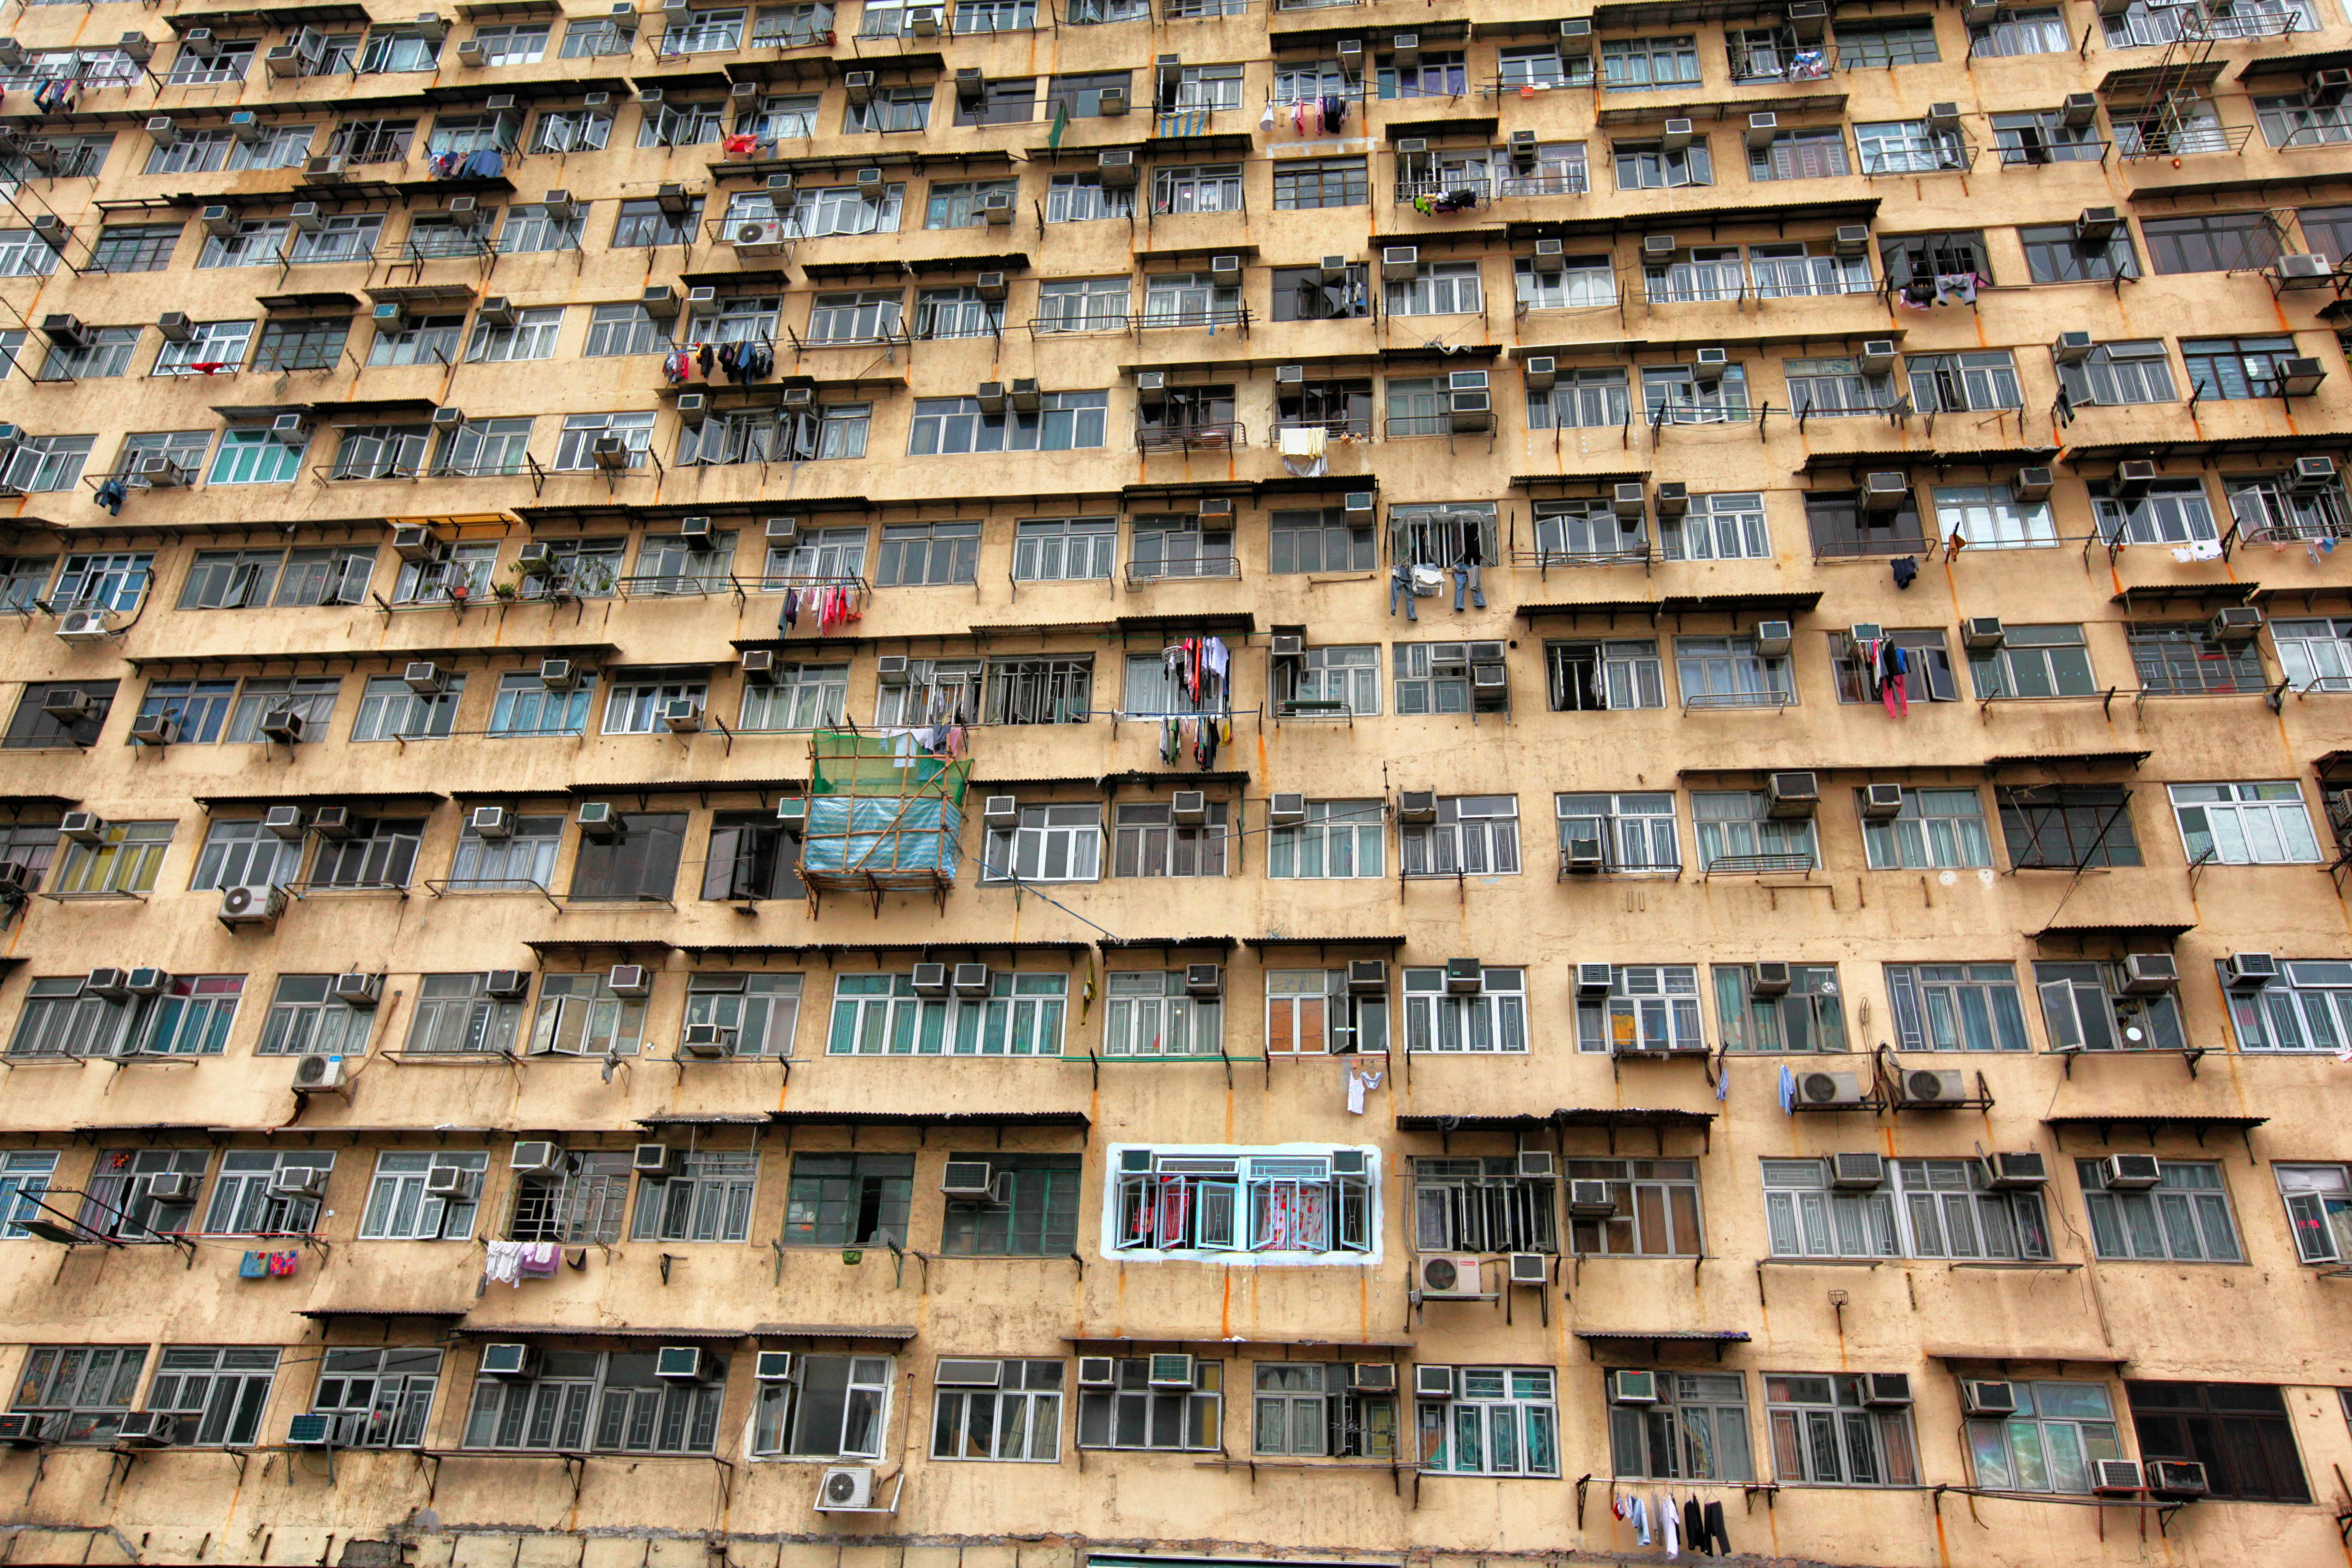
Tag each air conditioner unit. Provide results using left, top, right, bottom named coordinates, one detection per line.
left=1958, top=1378, right=2018, bottom=1418
left=269, top=1165, right=327, bottom=1198
left=1767, top=772, right=1819, bottom=817
left=478, top=1343, right=538, bottom=1378
left=397, top=660, right=443, bottom=696
left=61, top=812, right=106, bottom=845
left=267, top=42, right=302, bottom=73
left=1745, top=111, right=1779, bottom=148
left=1861, top=782, right=1904, bottom=820
left=813, top=1466, right=880, bottom=1513
left=311, top=806, right=353, bottom=838
left=2147, top=1460, right=2209, bottom=1497
left=1751, top=619, right=1793, bottom=656
left=55, top=612, right=111, bottom=645
left=1566, top=1179, right=1617, bottom=1216
left=975, top=381, right=1007, bottom=413
left=1381, top=245, right=1419, bottom=280
left=1596, top=1369, right=1660, bottom=1405
left=1661, top=117, right=1693, bottom=151
left=334, top=973, right=382, bottom=1009
left=1450, top=391, right=1493, bottom=431
left=1073, top=1357, right=1118, bottom=1389
left=2210, top=605, right=2262, bottom=644
left=218, top=884, right=286, bottom=928
left=1444, top=959, right=1481, bottom=995
left=1904, top=1069, right=1967, bottom=1105
left=910, top=963, right=950, bottom=997
left=935, top=1160, right=999, bottom=1202
left=2114, top=458, right=2159, bottom=496
left=114, top=1412, right=175, bottom=1449
left=1850, top=340, right=1895, bottom=378
left=576, top=802, right=619, bottom=839
left=38, top=312, right=85, bottom=348
left=1145, top=1353, right=1195, bottom=1389
left=0, top=1413, right=45, bottom=1447
left=201, top=203, right=240, bottom=238
left=952, top=962, right=991, bottom=998
left=40, top=689, right=90, bottom=724
left=1199, top=496, right=1233, bottom=519
left=1500, top=1252, right=1547, bottom=1286
left=1829, top=1154, right=1886, bottom=1191
left=144, top=1171, right=196, bottom=1201
left=1864, top=1373, right=1912, bottom=1407
left=423, top=1164, right=479, bottom=1203
left=2293, top=454, right=2339, bottom=489
left=2012, top=466, right=2055, bottom=503
left=662, top=698, right=703, bottom=733
left=1834, top=224, right=1871, bottom=257
left=1347, top=959, right=1387, bottom=992
left=2122, top=952, right=2177, bottom=993
left=2102, top=1153, right=2162, bottom=1189
left=1863, top=471, right=1911, bottom=511
left=304, top=155, right=348, bottom=181
left=739, top=650, right=779, bottom=686
left=144, top=116, right=178, bottom=147
left=608, top=964, right=653, bottom=998
left=1800, top=1073, right=1870, bottom=1109
left=2220, top=951, right=2279, bottom=990
left=1184, top=963, right=1222, bottom=996
left=679, top=1024, right=732, bottom=1059
left=981, top=795, right=1020, bottom=828
left=129, top=715, right=178, bottom=747
left=1988, top=1152, right=2047, bottom=1188
left=2091, top=1459, right=2144, bottom=1494
left=1926, top=101, right=1960, bottom=130
left=628, top=1144, right=676, bottom=1177
left=1098, top=149, right=1137, bottom=186
left=1270, top=793, right=1308, bottom=825
left=509, top=1142, right=561, bottom=1173
left=259, top=709, right=306, bottom=744
left=2273, top=253, right=2337, bottom=290
left=484, top=969, right=529, bottom=999
left=876, top=655, right=911, bottom=686
left=1399, top=790, right=1437, bottom=822
left=1573, top=962, right=1615, bottom=998
left=390, top=525, right=439, bottom=563
left=2075, top=206, right=2120, bottom=243
left=675, top=394, right=708, bottom=426
left=1169, top=790, right=1208, bottom=825
left=1521, top=355, right=1557, bottom=393
left=459, top=805, right=512, bottom=842
left=457, top=36, right=485, bottom=62
left=1644, top=233, right=1677, bottom=257
left=641, top=285, right=679, bottom=318
left=538, top=658, right=576, bottom=690
left=1417, top=1255, right=1483, bottom=1298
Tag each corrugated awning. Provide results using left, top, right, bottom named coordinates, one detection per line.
left=297, top=1305, right=469, bottom=1320
left=1240, top=935, right=1408, bottom=951
left=2112, top=582, right=2258, bottom=611
left=1065, top=1331, right=1413, bottom=1348
left=754, top=1322, right=917, bottom=1340
left=456, top=1323, right=751, bottom=1340
left=2046, top=1115, right=2265, bottom=1133
left=1984, top=751, right=2150, bottom=773
left=1097, top=936, right=1236, bottom=952
left=771, top=1111, right=1090, bottom=1130
left=1926, top=1345, right=2131, bottom=1365
left=1577, top=1330, right=1749, bottom=1342
left=2031, top=921, right=2195, bottom=942
left=1397, top=1109, right=1715, bottom=1132
left=1656, top=591, right=1824, bottom=616
left=635, top=1114, right=769, bottom=1127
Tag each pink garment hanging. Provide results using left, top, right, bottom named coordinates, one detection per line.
left=1881, top=672, right=1908, bottom=718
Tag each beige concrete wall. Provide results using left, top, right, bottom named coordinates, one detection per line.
left=1, top=0, right=2352, bottom=1563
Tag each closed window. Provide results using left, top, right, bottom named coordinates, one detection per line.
left=907, top=395, right=1107, bottom=454
left=1661, top=492, right=1768, bottom=560
left=682, top=972, right=801, bottom=1057
left=257, top=974, right=375, bottom=1057
left=1269, top=799, right=1384, bottom=879
left=1035, top=277, right=1128, bottom=331
left=1417, top=1368, right=1558, bottom=1475
left=1969, top=623, right=2096, bottom=698
left=9, top=1344, right=144, bottom=1442
left=2182, top=335, right=2301, bottom=400
left=1612, top=1372, right=1753, bottom=1481
left=1933, top=483, right=2056, bottom=549
left=1785, top=356, right=1891, bottom=418
left=2144, top=213, right=2283, bottom=274
left=2127, top=1383, right=2307, bottom=1503
left=631, top=1149, right=755, bottom=1241
left=1967, top=1382, right=2121, bottom=1493
left=1765, top=1374, right=1919, bottom=1485
left=1269, top=509, right=1375, bottom=573
left=1401, top=966, right=1526, bottom=1053
left=1112, top=801, right=1227, bottom=876
left=1103, top=970, right=1221, bottom=1057
left=1861, top=787, right=1991, bottom=869
left=1568, top=1157, right=1701, bottom=1254
left=466, top=1349, right=725, bottom=1455
left=1401, top=796, right=1519, bottom=877
left=825, top=972, right=1067, bottom=1057
left=1013, top=516, right=1116, bottom=580
left=351, top=674, right=461, bottom=741
left=1836, top=16, right=1940, bottom=64
left=1751, top=127, right=1853, bottom=179
left=401, top=974, right=525, bottom=1054
left=51, top=820, right=170, bottom=896
left=190, top=818, right=301, bottom=891
left=1045, top=175, right=1134, bottom=224
left=490, top=672, right=595, bottom=737
left=985, top=656, right=1092, bottom=724
left=601, top=680, right=707, bottom=735
left=983, top=803, right=1101, bottom=882
left=1278, top=645, right=1378, bottom=715
left=2170, top=781, right=2320, bottom=864
left=739, top=664, right=845, bottom=732
left=1574, top=967, right=1704, bottom=1057
left=1677, top=637, right=1791, bottom=707
left=2079, top=1159, right=2241, bottom=1261
left=2020, top=222, right=2138, bottom=283
left=939, top=1157, right=1081, bottom=1256
left=202, top=1150, right=333, bottom=1235
left=89, top=225, right=178, bottom=274
left=1886, top=963, right=2031, bottom=1052
left=1600, top=34, right=1699, bottom=88
left=1076, top=1357, right=1221, bottom=1450
left=1273, top=157, right=1367, bottom=209
left=2226, top=959, right=2352, bottom=1053
left=146, top=1348, right=279, bottom=1448
left=1972, top=7, right=2069, bottom=55
left=932, top=1358, right=1064, bottom=1460
left=507, top=1151, right=630, bottom=1243
left=310, top=1346, right=443, bottom=1449
left=583, top=305, right=672, bottom=358
left=845, top=84, right=931, bottom=132
left=0, top=1151, right=57, bottom=1239
left=2033, top=960, right=2186, bottom=1053
left=2131, top=624, right=2264, bottom=695
left=1714, top=965, right=1844, bottom=1052
left=1555, top=793, right=1678, bottom=870
left=1385, top=261, right=1482, bottom=316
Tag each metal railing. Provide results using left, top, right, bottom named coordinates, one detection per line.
left=1728, top=38, right=1836, bottom=80
left=1993, top=138, right=2113, bottom=167
left=1134, top=306, right=1252, bottom=331
left=1125, top=559, right=1241, bottom=587
left=1700, top=852, right=1816, bottom=877
left=1683, top=689, right=1794, bottom=711
left=1137, top=420, right=1247, bottom=452
left=1272, top=415, right=1372, bottom=440
left=2114, top=123, right=2251, bottom=160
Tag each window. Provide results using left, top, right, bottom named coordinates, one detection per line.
left=1128, top=515, right=1234, bottom=582
left=6, top=678, right=116, bottom=752
left=2230, top=959, right=2352, bottom=1058
left=402, top=974, right=527, bottom=1055
left=1996, top=788, right=2134, bottom=874
left=907, top=394, right=1107, bottom=454
left=582, top=303, right=670, bottom=358
left=1410, top=1158, right=1555, bottom=1253
left=306, top=816, right=420, bottom=893
left=1265, top=969, right=1388, bottom=1055
left=146, top=129, right=237, bottom=175
left=566, top=811, right=685, bottom=904
left=661, top=6, right=742, bottom=50
left=985, top=657, right=1092, bottom=724
left=51, top=821, right=171, bottom=897
left=825, top=972, right=1067, bottom=1057
left=89, top=224, right=178, bottom=274
left=1044, top=175, right=1133, bottom=224
left=1392, top=642, right=1477, bottom=714
left=1613, top=1372, right=1752, bottom=1481
left=189, top=818, right=301, bottom=892
left=1401, top=966, right=1526, bottom=1053
left=1269, top=800, right=1384, bottom=879
left=675, top=973, right=800, bottom=1059
left=2144, top=213, right=2283, bottom=275
left=600, top=677, right=707, bottom=737
left=1118, top=648, right=1230, bottom=719
left=736, top=663, right=845, bottom=735
left=562, top=13, right=635, bottom=53
left=1676, top=637, right=1791, bottom=708
left=405, top=541, right=507, bottom=605
left=2035, top=960, right=2186, bottom=1053
left=0, top=435, right=92, bottom=493
left=0, top=1151, right=58, bottom=1237
left=433, top=416, right=533, bottom=479
left=469, top=20, right=548, bottom=61
left=932, top=1358, right=1064, bottom=1460
left=611, top=199, right=700, bottom=250
left=1270, top=263, right=1371, bottom=323
left=1386, top=261, right=1482, bottom=317
left=1963, top=1381, right=2122, bottom=1494
left=1555, top=792, right=1678, bottom=873
left=1276, top=645, right=1378, bottom=717
left=2129, top=624, right=2263, bottom=696
left=1417, top=1369, right=1558, bottom=1476
left=1785, top=355, right=1895, bottom=419
left=1600, top=34, right=1700, bottom=89
left=466, top=1349, right=725, bottom=1455
left=939, top=1156, right=1082, bottom=1256
left=1076, top=1357, right=1221, bottom=1450
left=1907, top=351, right=2023, bottom=415
left=310, top=1347, right=443, bottom=1449
left=844, top=83, right=931, bottom=133
left=746, top=1353, right=890, bottom=1459
left=1036, top=276, right=1128, bottom=332
left=8, top=982, right=123, bottom=1061
left=1837, top=15, right=1941, bottom=64
left=2278, top=1161, right=2352, bottom=1256
left=2020, top=222, right=2140, bottom=284
left=1972, top=6, right=2069, bottom=54
left=1267, top=509, right=1374, bottom=575
left=2271, top=618, right=2352, bottom=692
left=1751, top=127, right=1853, bottom=180
left=464, top=306, right=561, bottom=364
left=1969, top=623, right=2096, bottom=698
left=256, top=974, right=375, bottom=1058
left=1558, top=1156, right=1702, bottom=1257
left=1714, top=964, right=1845, bottom=1052
left=870, top=521, right=979, bottom=587
left=77, top=1149, right=207, bottom=1240
left=765, top=527, right=867, bottom=589
left=630, top=1149, right=755, bottom=1243
left=349, top=675, right=460, bottom=743
left=873, top=658, right=981, bottom=727
left=1401, top=796, right=1520, bottom=878
left=208, top=428, right=302, bottom=486
left=1252, top=1364, right=1398, bottom=1460
left=146, top=1348, right=279, bottom=1449
left=1644, top=362, right=1751, bottom=424
left=1883, top=963, right=2030, bottom=1052
left=1499, top=44, right=1587, bottom=88
left=1273, top=158, right=1368, bottom=209
left=9, top=1345, right=144, bottom=1442
left=1573, top=968, right=1704, bottom=1057
left=1766, top=1375, right=1919, bottom=1485
left=1653, top=492, right=1768, bottom=560
left=358, top=28, right=439, bottom=70
left=2171, top=781, right=2319, bottom=864
left=250, top=316, right=350, bottom=374
left=507, top=1151, right=630, bottom=1243
left=1007, top=516, right=1113, bottom=582
left=1859, top=787, right=1991, bottom=870
left=202, top=1150, right=334, bottom=1235
left=2181, top=335, right=2301, bottom=400
left=1112, top=802, right=1228, bottom=878
left=289, top=213, right=385, bottom=267
left=1102, top=970, right=1221, bottom=1057
left=326, top=119, right=416, bottom=165
left=784, top=1153, right=911, bottom=1246
left=693, top=810, right=800, bottom=902
left=2080, top=1159, right=2241, bottom=1261
left=2228, top=473, right=2351, bottom=544
left=491, top=671, right=595, bottom=737
left=1112, top=1147, right=1372, bottom=1255
left=199, top=219, right=288, bottom=270
left=982, top=803, right=1101, bottom=884
left=775, top=182, right=901, bottom=239
left=2128, top=1383, right=2308, bottom=1502
left=39, top=326, right=139, bottom=381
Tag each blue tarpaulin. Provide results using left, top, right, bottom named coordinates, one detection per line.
left=802, top=796, right=961, bottom=877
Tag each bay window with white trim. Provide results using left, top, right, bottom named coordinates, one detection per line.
left=1107, top=1145, right=1377, bottom=1259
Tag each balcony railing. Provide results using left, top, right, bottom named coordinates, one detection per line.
left=1126, top=558, right=1241, bottom=587
left=1137, top=420, right=1247, bottom=453
left=1683, top=689, right=1793, bottom=711
left=1135, top=307, right=1252, bottom=332
left=1701, top=852, right=1816, bottom=878
left=1272, top=415, right=1372, bottom=441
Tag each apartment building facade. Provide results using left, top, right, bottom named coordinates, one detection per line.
left=0, top=0, right=2349, bottom=1562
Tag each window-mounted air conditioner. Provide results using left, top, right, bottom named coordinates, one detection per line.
left=1987, top=1152, right=2046, bottom=1188
left=1861, top=782, right=1904, bottom=820
left=1766, top=772, right=1818, bottom=817
left=1444, top=958, right=1481, bottom=994
left=2122, top=952, right=2177, bottom=993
